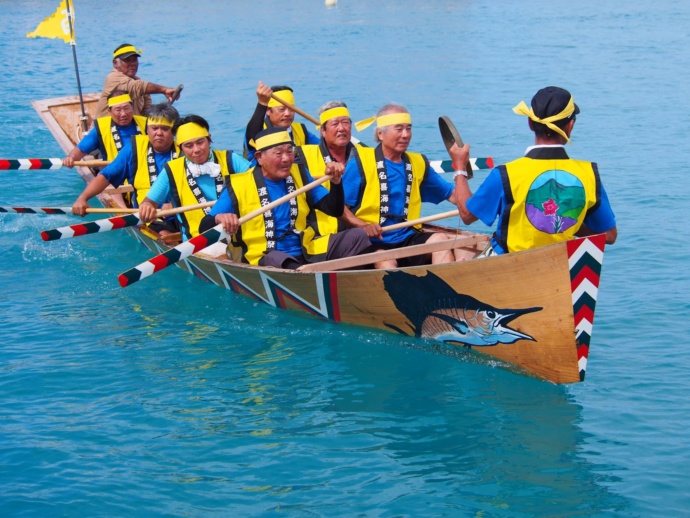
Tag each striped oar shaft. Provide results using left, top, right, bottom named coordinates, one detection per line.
left=41, top=214, right=143, bottom=241
left=118, top=225, right=227, bottom=287
left=119, top=175, right=332, bottom=288
left=0, top=158, right=110, bottom=170
left=429, top=157, right=494, bottom=174
left=0, top=158, right=63, bottom=170
left=0, top=206, right=72, bottom=214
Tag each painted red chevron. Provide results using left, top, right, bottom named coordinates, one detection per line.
left=571, top=264, right=600, bottom=291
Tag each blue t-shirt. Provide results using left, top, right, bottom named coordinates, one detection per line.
left=343, top=155, right=454, bottom=244
left=77, top=121, right=140, bottom=158
left=210, top=169, right=329, bottom=257
left=466, top=164, right=617, bottom=254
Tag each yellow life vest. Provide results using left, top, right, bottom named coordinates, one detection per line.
left=350, top=145, right=427, bottom=227
left=226, top=165, right=330, bottom=265
left=497, top=155, right=600, bottom=253
left=294, top=143, right=344, bottom=242
left=131, top=135, right=180, bottom=207
left=94, top=115, right=146, bottom=160
left=164, top=150, right=234, bottom=239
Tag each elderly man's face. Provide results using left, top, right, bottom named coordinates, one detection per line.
left=180, top=137, right=211, bottom=164
left=321, top=116, right=351, bottom=149
left=113, top=55, right=139, bottom=78
left=257, top=143, right=294, bottom=182
left=266, top=105, right=295, bottom=128
left=109, top=102, right=134, bottom=127
left=147, top=124, right=174, bottom=153
left=378, top=121, right=412, bottom=157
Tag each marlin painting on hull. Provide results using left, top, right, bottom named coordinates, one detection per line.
left=383, top=271, right=543, bottom=347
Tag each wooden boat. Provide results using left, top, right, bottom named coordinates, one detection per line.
left=32, top=93, right=608, bottom=384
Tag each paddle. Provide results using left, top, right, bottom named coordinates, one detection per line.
left=40, top=201, right=217, bottom=241
left=267, top=95, right=492, bottom=169
left=439, top=115, right=473, bottom=179
left=269, top=93, right=366, bottom=146
left=0, top=158, right=110, bottom=170
left=169, top=84, right=184, bottom=104
left=2, top=206, right=138, bottom=215
left=118, top=174, right=332, bottom=288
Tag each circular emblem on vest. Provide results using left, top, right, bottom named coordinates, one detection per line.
left=526, top=170, right=585, bottom=234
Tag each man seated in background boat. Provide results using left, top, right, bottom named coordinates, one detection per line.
left=94, top=43, right=179, bottom=118
left=449, top=86, right=617, bottom=256
left=243, top=82, right=319, bottom=161
left=138, top=115, right=250, bottom=241
left=201, top=127, right=371, bottom=269
left=70, top=103, right=182, bottom=236
left=341, top=103, right=461, bottom=269
left=62, top=91, right=146, bottom=167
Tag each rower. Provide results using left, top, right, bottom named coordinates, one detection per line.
left=449, top=86, right=617, bottom=255
left=341, top=103, right=463, bottom=269
left=293, top=101, right=360, bottom=247
left=243, top=82, right=320, bottom=161
left=71, top=103, right=182, bottom=236
left=201, top=127, right=370, bottom=269
left=94, top=43, right=179, bottom=118
left=63, top=91, right=146, bottom=167
left=137, top=115, right=250, bottom=241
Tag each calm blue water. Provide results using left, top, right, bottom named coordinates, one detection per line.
left=2, top=1, right=689, bottom=516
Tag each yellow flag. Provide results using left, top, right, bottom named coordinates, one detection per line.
left=26, top=0, right=75, bottom=43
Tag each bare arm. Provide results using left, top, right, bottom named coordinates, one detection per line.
left=448, top=143, right=477, bottom=224
left=71, top=175, right=112, bottom=216
left=63, top=147, right=87, bottom=168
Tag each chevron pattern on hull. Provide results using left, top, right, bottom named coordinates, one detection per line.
left=567, top=234, right=606, bottom=381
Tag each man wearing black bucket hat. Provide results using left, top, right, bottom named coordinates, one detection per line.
left=449, top=86, right=617, bottom=256
left=95, top=43, right=178, bottom=117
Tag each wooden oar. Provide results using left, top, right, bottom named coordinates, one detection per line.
left=266, top=94, right=493, bottom=169
left=269, top=93, right=366, bottom=146
left=299, top=209, right=475, bottom=272
left=118, top=175, right=332, bottom=288
left=2, top=206, right=138, bottom=215
left=0, top=158, right=110, bottom=170
left=40, top=201, right=216, bottom=241
left=170, top=84, right=184, bottom=104
left=270, top=93, right=319, bottom=126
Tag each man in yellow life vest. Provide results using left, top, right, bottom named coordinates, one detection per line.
left=243, top=82, right=320, bottom=161
left=449, top=86, right=617, bottom=256
left=293, top=101, right=359, bottom=243
left=341, top=104, right=461, bottom=269
left=95, top=43, right=179, bottom=118
left=63, top=91, right=147, bottom=167
left=71, top=103, right=181, bottom=235
left=138, top=115, right=250, bottom=241
left=201, top=127, right=370, bottom=269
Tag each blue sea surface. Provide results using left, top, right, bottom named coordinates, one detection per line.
left=1, top=1, right=689, bottom=516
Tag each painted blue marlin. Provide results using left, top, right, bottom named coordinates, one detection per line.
left=382, top=271, right=542, bottom=347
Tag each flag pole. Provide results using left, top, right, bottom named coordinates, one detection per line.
left=65, top=0, right=88, bottom=132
